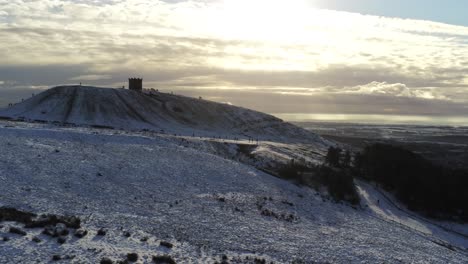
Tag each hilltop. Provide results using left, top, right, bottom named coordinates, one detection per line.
left=0, top=86, right=324, bottom=143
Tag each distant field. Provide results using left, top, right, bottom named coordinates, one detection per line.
left=296, top=122, right=468, bottom=169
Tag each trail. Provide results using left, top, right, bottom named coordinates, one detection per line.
left=356, top=180, right=468, bottom=252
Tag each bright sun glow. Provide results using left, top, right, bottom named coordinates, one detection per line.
left=212, top=0, right=312, bottom=42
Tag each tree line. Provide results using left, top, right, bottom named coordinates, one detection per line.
left=352, top=143, right=468, bottom=221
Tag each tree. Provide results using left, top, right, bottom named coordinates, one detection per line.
left=325, top=147, right=342, bottom=167
left=342, top=150, right=351, bottom=168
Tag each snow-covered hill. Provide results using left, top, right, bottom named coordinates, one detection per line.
left=0, top=120, right=466, bottom=263
left=0, top=86, right=466, bottom=263
left=0, top=86, right=324, bottom=144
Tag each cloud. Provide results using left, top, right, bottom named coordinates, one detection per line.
left=166, top=86, right=468, bottom=117
left=70, top=75, right=112, bottom=81
left=339, top=81, right=448, bottom=100
left=1, top=0, right=468, bottom=119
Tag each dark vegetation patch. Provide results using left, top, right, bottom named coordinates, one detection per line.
left=160, top=241, right=174, bottom=249
left=260, top=209, right=297, bottom=222
left=314, top=165, right=360, bottom=204
left=255, top=197, right=298, bottom=222
left=91, top=124, right=115, bottom=130
left=152, top=255, right=176, bottom=264
left=432, top=240, right=456, bottom=251
left=51, top=253, right=75, bottom=261
left=43, top=223, right=70, bottom=237
left=274, top=155, right=360, bottom=205
left=0, top=207, right=81, bottom=229
left=100, top=257, right=114, bottom=264
left=0, top=207, right=36, bottom=224
left=126, top=253, right=139, bottom=262
left=277, top=162, right=308, bottom=182
left=1, top=207, right=86, bottom=247
left=9, top=226, right=27, bottom=236
left=237, top=144, right=256, bottom=159
left=26, top=214, right=81, bottom=229
left=33, top=119, right=48, bottom=124
left=172, top=106, right=184, bottom=113
left=252, top=257, right=267, bottom=264
left=354, top=143, right=468, bottom=221
left=57, top=236, right=67, bottom=244
left=97, top=228, right=107, bottom=236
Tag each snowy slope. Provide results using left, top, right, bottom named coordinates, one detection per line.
left=0, top=86, right=326, bottom=144
left=1, top=121, right=467, bottom=263
left=357, top=180, right=468, bottom=250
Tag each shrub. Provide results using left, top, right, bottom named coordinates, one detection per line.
left=9, top=227, right=27, bottom=236
left=100, top=258, right=113, bottom=264
left=0, top=208, right=36, bottom=224
left=152, top=255, right=176, bottom=264
left=97, top=228, right=107, bottom=236
left=160, top=241, right=173, bottom=248
left=127, top=253, right=138, bottom=262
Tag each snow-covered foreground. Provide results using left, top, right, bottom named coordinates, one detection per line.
left=0, top=121, right=467, bottom=263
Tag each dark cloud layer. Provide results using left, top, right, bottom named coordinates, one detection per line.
left=171, top=88, right=468, bottom=116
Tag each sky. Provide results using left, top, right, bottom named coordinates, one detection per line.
left=1, top=0, right=468, bottom=125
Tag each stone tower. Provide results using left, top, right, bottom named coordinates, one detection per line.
left=129, top=78, right=143, bottom=92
